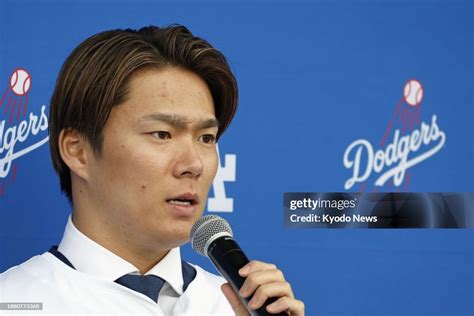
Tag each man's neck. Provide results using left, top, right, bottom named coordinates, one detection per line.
left=71, top=211, right=169, bottom=274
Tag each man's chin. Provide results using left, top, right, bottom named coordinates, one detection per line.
left=153, top=228, right=192, bottom=249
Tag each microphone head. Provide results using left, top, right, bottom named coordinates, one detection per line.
left=190, top=215, right=233, bottom=256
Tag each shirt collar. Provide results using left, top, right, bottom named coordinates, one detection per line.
left=57, top=214, right=184, bottom=295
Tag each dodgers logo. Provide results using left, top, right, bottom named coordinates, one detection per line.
left=0, top=68, right=49, bottom=196
left=343, top=79, right=446, bottom=191
left=208, top=144, right=236, bottom=213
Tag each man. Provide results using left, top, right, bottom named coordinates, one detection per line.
left=0, top=25, right=304, bottom=315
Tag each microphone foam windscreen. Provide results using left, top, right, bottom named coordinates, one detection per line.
left=190, top=215, right=233, bottom=256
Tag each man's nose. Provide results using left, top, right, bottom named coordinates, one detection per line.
left=173, top=141, right=204, bottom=179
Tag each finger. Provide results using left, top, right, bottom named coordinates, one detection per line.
left=239, top=260, right=278, bottom=277
left=246, top=281, right=294, bottom=311
left=239, top=269, right=287, bottom=298
left=221, top=283, right=249, bottom=316
left=266, top=297, right=305, bottom=316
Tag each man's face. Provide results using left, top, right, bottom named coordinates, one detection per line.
left=86, top=67, right=218, bottom=252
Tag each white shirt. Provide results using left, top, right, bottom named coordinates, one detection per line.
left=0, top=215, right=233, bottom=315
left=57, top=215, right=184, bottom=314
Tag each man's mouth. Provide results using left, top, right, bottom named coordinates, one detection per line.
left=166, top=193, right=199, bottom=206
left=168, top=199, right=193, bottom=206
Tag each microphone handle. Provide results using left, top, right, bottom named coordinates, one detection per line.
left=208, top=236, right=287, bottom=316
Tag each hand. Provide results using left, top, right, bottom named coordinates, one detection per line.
left=220, top=260, right=305, bottom=316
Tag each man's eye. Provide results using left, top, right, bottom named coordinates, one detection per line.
left=153, top=131, right=171, bottom=140
left=199, top=134, right=216, bottom=144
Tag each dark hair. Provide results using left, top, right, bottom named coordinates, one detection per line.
left=49, top=25, right=238, bottom=202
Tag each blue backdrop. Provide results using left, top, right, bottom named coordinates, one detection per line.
left=0, top=1, right=473, bottom=315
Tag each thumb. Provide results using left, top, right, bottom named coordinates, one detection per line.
left=221, top=283, right=250, bottom=316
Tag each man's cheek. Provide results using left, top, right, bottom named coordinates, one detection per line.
left=209, top=154, right=219, bottom=178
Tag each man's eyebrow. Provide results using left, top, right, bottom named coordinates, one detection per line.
left=139, top=113, right=219, bottom=129
left=199, top=118, right=219, bottom=129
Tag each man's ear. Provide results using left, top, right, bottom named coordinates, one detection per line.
left=58, top=129, right=92, bottom=181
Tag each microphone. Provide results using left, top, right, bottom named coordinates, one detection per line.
left=190, top=215, right=287, bottom=316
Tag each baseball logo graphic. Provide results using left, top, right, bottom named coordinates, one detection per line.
left=10, top=68, right=31, bottom=96
left=0, top=68, right=49, bottom=197
left=403, top=79, right=423, bottom=106
left=344, top=78, right=446, bottom=193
